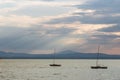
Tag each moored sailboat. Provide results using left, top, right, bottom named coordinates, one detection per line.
left=49, top=49, right=61, bottom=67
left=91, top=45, right=107, bottom=69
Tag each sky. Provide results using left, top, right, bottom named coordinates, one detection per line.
left=0, top=0, right=120, bottom=54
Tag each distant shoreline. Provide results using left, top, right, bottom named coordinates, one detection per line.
left=1, top=58, right=120, bottom=59
left=1, top=50, right=120, bottom=59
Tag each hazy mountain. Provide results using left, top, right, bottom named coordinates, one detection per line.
left=0, top=50, right=120, bottom=59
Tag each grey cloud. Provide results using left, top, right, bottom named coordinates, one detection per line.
left=44, top=0, right=120, bottom=49
left=79, top=16, right=120, bottom=24
left=46, top=27, right=76, bottom=35
left=98, top=24, right=120, bottom=32
left=0, top=25, right=76, bottom=52
left=46, top=14, right=120, bottom=24
left=46, top=0, right=120, bottom=24
left=43, top=0, right=120, bottom=50
left=93, top=34, right=120, bottom=40
left=29, top=24, right=76, bottom=36
left=86, top=34, right=120, bottom=45
left=74, top=0, right=120, bottom=24
left=0, top=27, right=37, bottom=50
left=45, top=15, right=81, bottom=24
left=1, top=0, right=120, bottom=53
left=76, top=0, right=120, bottom=13
left=0, top=26, right=40, bottom=50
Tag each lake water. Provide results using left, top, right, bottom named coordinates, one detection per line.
left=0, top=59, right=120, bottom=80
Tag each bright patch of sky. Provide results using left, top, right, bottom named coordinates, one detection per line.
left=0, top=0, right=85, bottom=17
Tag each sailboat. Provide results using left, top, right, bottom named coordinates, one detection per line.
left=49, top=49, right=61, bottom=67
left=91, top=45, right=107, bottom=69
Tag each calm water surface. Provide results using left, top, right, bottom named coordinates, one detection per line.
left=0, top=59, right=120, bottom=80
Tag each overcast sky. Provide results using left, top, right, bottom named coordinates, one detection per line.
left=0, top=0, right=120, bottom=54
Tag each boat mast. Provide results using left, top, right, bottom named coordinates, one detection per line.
left=53, top=48, right=56, bottom=64
left=96, top=45, right=100, bottom=66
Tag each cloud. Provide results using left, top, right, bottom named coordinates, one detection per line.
left=46, top=10, right=120, bottom=24
left=98, top=24, right=120, bottom=32
left=45, top=0, right=120, bottom=25
left=76, top=0, right=120, bottom=13
left=0, top=24, right=77, bottom=53
left=0, top=15, right=41, bottom=27
left=0, top=27, right=48, bottom=53
left=11, top=5, right=74, bottom=17
left=0, top=0, right=120, bottom=54
left=0, top=0, right=80, bottom=17
left=35, top=22, right=114, bottom=36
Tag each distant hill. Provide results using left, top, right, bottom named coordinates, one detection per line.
left=0, top=50, right=120, bottom=59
